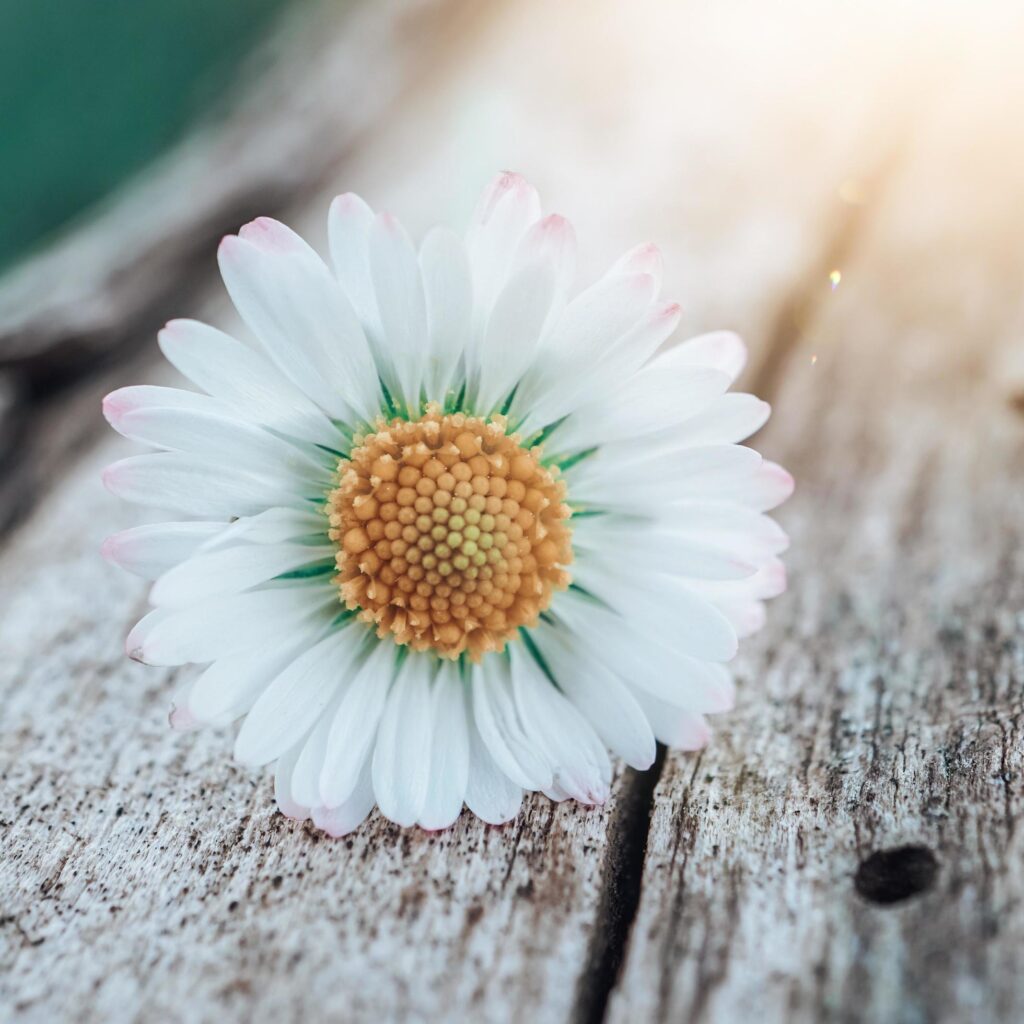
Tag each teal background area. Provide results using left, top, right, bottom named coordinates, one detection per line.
left=0, top=0, right=292, bottom=273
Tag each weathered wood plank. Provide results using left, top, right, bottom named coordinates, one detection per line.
left=1, top=3, right=1001, bottom=1022
left=611, top=26, right=1024, bottom=1024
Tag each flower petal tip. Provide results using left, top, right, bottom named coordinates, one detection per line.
left=475, top=171, right=536, bottom=225
left=216, top=233, right=240, bottom=256
left=495, top=169, right=530, bottom=192
left=654, top=301, right=682, bottom=327
left=764, top=559, right=788, bottom=596
left=625, top=242, right=663, bottom=275
left=687, top=722, right=713, bottom=751
left=536, top=213, right=573, bottom=236
left=169, top=703, right=199, bottom=732
left=330, top=191, right=365, bottom=214
left=767, top=462, right=796, bottom=498
left=100, top=463, right=120, bottom=494
left=99, top=534, right=119, bottom=565
left=311, top=806, right=364, bottom=837
left=157, top=318, right=190, bottom=345
left=101, top=391, right=130, bottom=427
left=277, top=801, right=310, bottom=823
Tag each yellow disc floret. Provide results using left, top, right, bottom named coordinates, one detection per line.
left=326, top=406, right=572, bottom=660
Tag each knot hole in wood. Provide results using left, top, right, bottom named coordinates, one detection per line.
left=854, top=845, right=940, bottom=906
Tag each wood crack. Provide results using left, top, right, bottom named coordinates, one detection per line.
left=571, top=745, right=667, bottom=1024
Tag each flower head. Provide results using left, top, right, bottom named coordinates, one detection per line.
left=102, top=172, right=792, bottom=835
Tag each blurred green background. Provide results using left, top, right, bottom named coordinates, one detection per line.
left=0, top=0, right=292, bottom=274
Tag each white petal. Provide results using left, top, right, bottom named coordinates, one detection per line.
left=420, top=226, right=472, bottom=404
left=103, top=453, right=299, bottom=517
left=126, top=587, right=334, bottom=665
left=464, top=713, right=523, bottom=825
left=158, top=319, right=340, bottom=447
left=567, top=444, right=763, bottom=511
left=328, top=192, right=378, bottom=330
left=509, top=645, right=611, bottom=804
left=218, top=219, right=379, bottom=422
left=311, top=757, right=376, bottom=837
left=513, top=213, right=576, bottom=295
left=516, top=271, right=657, bottom=432
left=712, top=597, right=767, bottom=638
left=108, top=406, right=331, bottom=487
left=630, top=688, right=712, bottom=750
left=712, top=460, right=794, bottom=511
left=573, top=560, right=738, bottom=662
left=418, top=663, right=470, bottom=830
left=684, top=558, right=788, bottom=638
left=103, top=384, right=218, bottom=419
left=607, top=242, right=663, bottom=295
left=319, top=641, right=395, bottom=807
left=670, top=393, right=771, bottom=447
left=750, top=556, right=788, bottom=599
left=475, top=259, right=557, bottom=414
left=555, top=591, right=737, bottom=712
left=187, top=636, right=311, bottom=726
left=202, top=507, right=326, bottom=548
left=371, top=657, right=435, bottom=827
left=471, top=655, right=552, bottom=790
left=573, top=526, right=756, bottom=581
left=368, top=213, right=429, bottom=414
left=658, top=330, right=747, bottom=382
left=291, top=684, right=348, bottom=810
left=542, top=781, right=574, bottom=804
left=626, top=503, right=789, bottom=560
left=531, top=624, right=655, bottom=769
left=522, top=301, right=681, bottom=434
left=235, top=627, right=359, bottom=766
left=101, top=522, right=222, bottom=579
left=150, top=542, right=334, bottom=608
left=274, top=741, right=310, bottom=820
left=465, top=172, right=542, bottom=325
left=550, top=366, right=730, bottom=453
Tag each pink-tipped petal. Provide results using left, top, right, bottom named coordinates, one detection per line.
left=101, top=462, right=122, bottom=495
left=714, top=333, right=749, bottom=380
left=706, top=675, right=737, bottom=714
left=735, top=601, right=767, bottom=638
left=667, top=330, right=748, bottom=381
left=330, top=191, right=372, bottom=221
left=169, top=703, right=199, bottom=732
left=611, top=242, right=664, bottom=292
left=516, top=213, right=577, bottom=290
left=238, top=216, right=305, bottom=254
left=101, top=389, right=136, bottom=426
left=276, top=797, right=310, bottom=821
left=216, top=233, right=242, bottom=260
left=755, top=557, right=789, bottom=599
left=761, top=462, right=795, bottom=509
left=473, top=171, right=538, bottom=227
left=99, top=534, right=119, bottom=565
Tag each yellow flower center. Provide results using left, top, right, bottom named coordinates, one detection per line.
left=327, top=407, right=572, bottom=660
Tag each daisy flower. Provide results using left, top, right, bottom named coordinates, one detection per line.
left=102, top=172, right=792, bottom=836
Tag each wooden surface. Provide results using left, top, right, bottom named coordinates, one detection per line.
left=2, top=3, right=1023, bottom=1022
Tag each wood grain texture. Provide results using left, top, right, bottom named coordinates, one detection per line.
left=2, top=3, right=1023, bottom=1023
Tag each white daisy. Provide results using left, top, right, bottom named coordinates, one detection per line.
left=102, top=172, right=792, bottom=835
